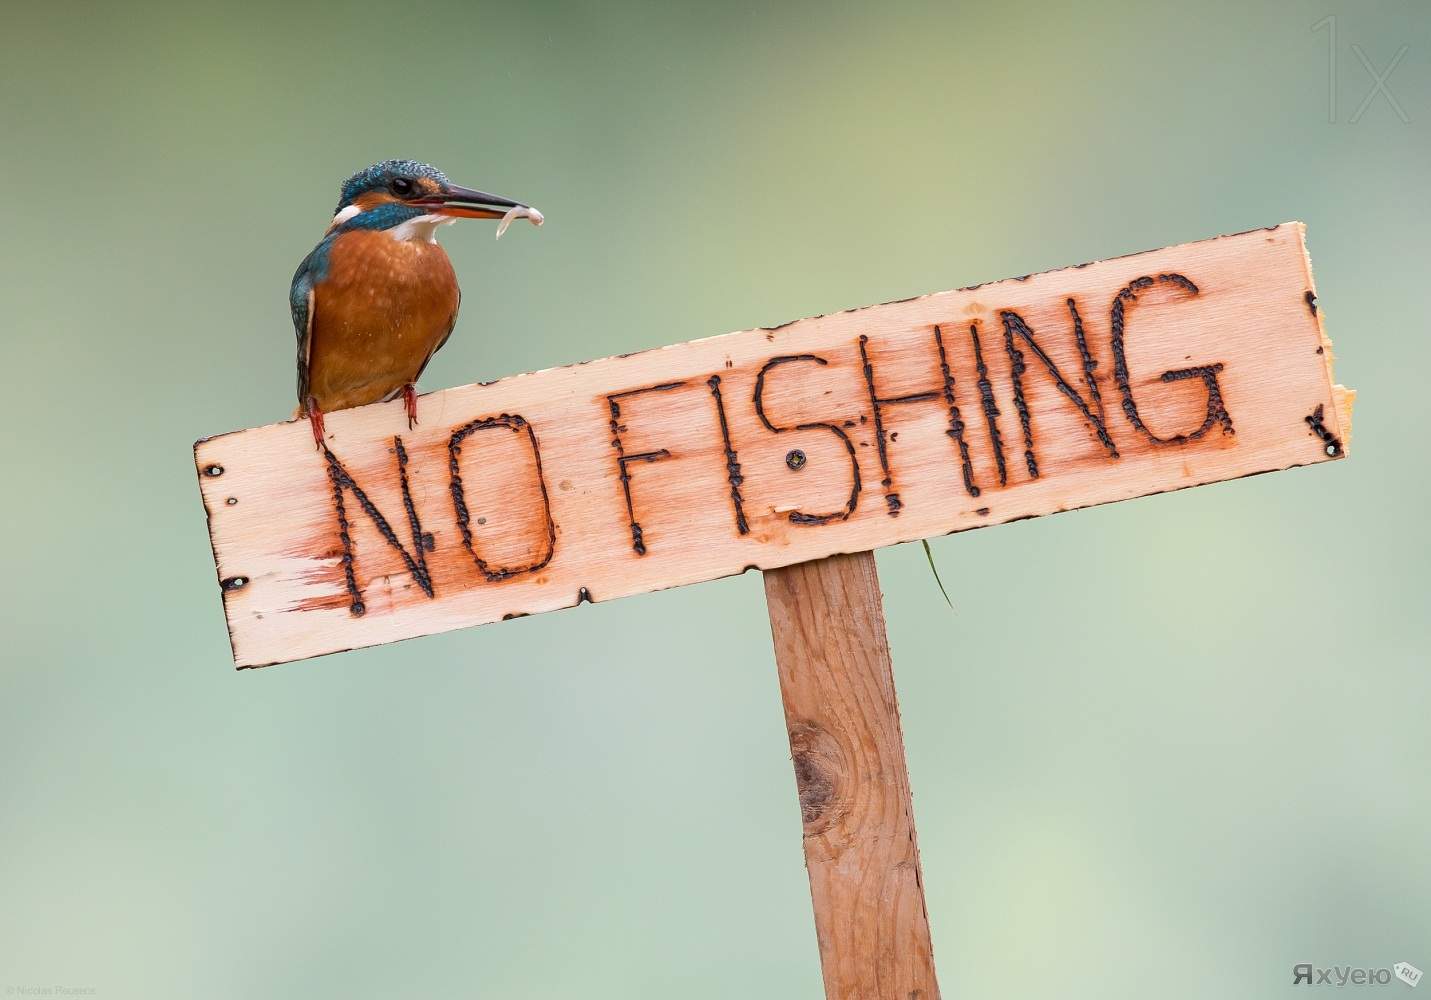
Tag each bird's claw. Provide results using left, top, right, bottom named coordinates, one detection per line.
left=402, top=384, right=419, bottom=430
left=306, top=397, right=326, bottom=451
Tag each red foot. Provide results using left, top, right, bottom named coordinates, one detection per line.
left=402, top=384, right=419, bottom=429
left=305, top=397, right=326, bottom=450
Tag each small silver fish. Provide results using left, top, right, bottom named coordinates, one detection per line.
left=495, top=205, right=544, bottom=240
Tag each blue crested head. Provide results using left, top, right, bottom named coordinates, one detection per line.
left=336, top=159, right=451, bottom=214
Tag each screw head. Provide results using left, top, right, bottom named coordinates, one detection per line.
left=785, top=449, right=807, bottom=471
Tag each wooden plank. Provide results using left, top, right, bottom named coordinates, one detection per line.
left=194, top=223, right=1351, bottom=667
left=764, top=551, right=940, bottom=1000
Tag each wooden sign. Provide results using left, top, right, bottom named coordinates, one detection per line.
left=195, top=223, right=1350, bottom=668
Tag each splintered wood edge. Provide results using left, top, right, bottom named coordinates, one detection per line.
left=1294, top=222, right=1355, bottom=450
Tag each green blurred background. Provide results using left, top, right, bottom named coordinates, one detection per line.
left=2, top=1, right=1427, bottom=996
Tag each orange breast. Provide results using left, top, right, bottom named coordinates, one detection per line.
left=308, top=229, right=461, bottom=412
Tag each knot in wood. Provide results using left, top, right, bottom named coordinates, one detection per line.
left=787, top=721, right=846, bottom=834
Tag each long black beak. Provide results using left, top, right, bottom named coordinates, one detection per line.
left=418, top=184, right=527, bottom=220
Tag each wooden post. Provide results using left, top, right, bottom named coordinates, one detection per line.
left=764, top=551, right=940, bottom=1000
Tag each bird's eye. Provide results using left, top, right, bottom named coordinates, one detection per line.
left=390, top=177, right=415, bottom=197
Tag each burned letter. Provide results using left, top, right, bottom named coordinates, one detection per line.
left=448, top=414, right=557, bottom=580
left=859, top=331, right=982, bottom=512
left=707, top=375, right=750, bottom=535
left=1000, top=302, right=1119, bottom=479
left=753, top=355, right=862, bottom=525
left=1111, top=274, right=1234, bottom=444
left=322, top=438, right=433, bottom=616
left=607, top=382, right=687, bottom=554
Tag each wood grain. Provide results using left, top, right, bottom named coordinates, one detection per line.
left=194, top=223, right=1352, bottom=667
left=765, top=552, right=939, bottom=1000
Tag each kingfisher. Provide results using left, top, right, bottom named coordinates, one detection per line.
left=290, top=159, right=542, bottom=445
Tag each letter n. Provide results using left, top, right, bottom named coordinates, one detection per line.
left=323, top=438, right=434, bottom=616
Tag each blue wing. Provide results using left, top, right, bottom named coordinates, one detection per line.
left=290, top=237, right=333, bottom=409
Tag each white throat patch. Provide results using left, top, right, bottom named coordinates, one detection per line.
left=387, top=213, right=456, bottom=244
left=330, top=204, right=362, bottom=227
left=327, top=205, right=455, bottom=244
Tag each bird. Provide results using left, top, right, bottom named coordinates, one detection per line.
left=290, top=159, right=541, bottom=446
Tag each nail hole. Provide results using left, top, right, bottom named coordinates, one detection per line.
left=785, top=449, right=807, bottom=471
left=221, top=576, right=248, bottom=591
left=205, top=464, right=224, bottom=477
left=225, top=497, right=238, bottom=506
